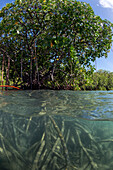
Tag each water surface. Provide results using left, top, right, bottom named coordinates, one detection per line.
left=1, top=90, right=113, bottom=119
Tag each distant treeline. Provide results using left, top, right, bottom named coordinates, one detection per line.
left=90, top=70, right=113, bottom=91
left=78, top=69, right=113, bottom=91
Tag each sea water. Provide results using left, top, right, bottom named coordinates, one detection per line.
left=0, top=90, right=113, bottom=170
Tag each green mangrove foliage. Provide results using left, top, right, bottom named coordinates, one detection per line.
left=0, top=0, right=113, bottom=89
left=91, top=70, right=113, bottom=91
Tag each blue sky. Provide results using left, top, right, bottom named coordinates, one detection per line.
left=0, top=0, right=113, bottom=72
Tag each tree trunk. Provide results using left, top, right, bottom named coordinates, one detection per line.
left=35, top=57, right=40, bottom=86
left=6, top=57, right=10, bottom=90
left=34, top=40, right=40, bottom=88
left=21, top=58, right=23, bottom=81
left=2, top=54, right=5, bottom=90
left=30, top=56, right=33, bottom=90
left=34, top=45, right=40, bottom=88
left=50, top=66, right=55, bottom=81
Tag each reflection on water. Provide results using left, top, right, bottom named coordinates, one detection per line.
left=0, top=90, right=113, bottom=169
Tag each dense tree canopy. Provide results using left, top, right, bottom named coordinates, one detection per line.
left=91, top=70, right=113, bottom=90
left=0, top=0, right=113, bottom=89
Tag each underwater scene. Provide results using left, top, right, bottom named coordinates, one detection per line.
left=0, top=90, right=113, bottom=170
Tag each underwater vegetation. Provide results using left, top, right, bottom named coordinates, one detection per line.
left=0, top=108, right=113, bottom=170
left=0, top=90, right=113, bottom=169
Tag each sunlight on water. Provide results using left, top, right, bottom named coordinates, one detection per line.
left=0, top=90, right=113, bottom=169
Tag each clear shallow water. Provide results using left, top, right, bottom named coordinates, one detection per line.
left=0, top=90, right=113, bottom=169
left=1, top=90, right=113, bottom=119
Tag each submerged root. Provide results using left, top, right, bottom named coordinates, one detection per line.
left=49, top=115, right=70, bottom=169
left=76, top=130, right=98, bottom=170
left=0, top=111, right=112, bottom=170
left=32, top=133, right=45, bottom=170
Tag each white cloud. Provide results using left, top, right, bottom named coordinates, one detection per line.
left=99, top=0, right=113, bottom=9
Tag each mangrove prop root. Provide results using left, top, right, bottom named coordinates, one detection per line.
left=49, top=115, right=70, bottom=169
left=75, top=122, right=103, bottom=155
left=76, top=130, right=98, bottom=170
left=0, top=133, right=10, bottom=162
left=26, top=116, right=32, bottom=133
left=32, top=132, right=45, bottom=170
